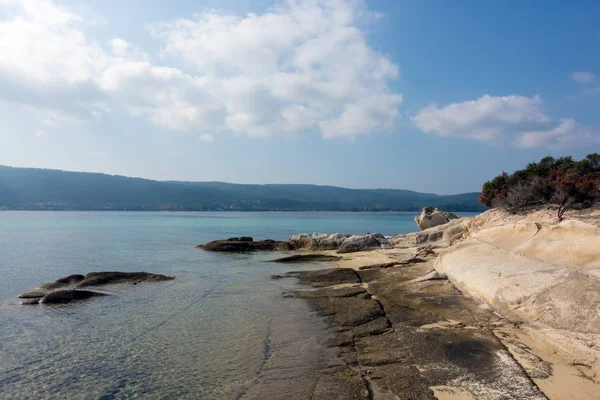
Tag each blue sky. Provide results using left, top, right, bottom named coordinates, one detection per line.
left=0, top=0, right=598, bottom=194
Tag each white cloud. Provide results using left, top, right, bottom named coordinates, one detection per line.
left=142, top=0, right=401, bottom=137
left=0, top=0, right=107, bottom=121
left=413, top=95, right=549, bottom=141
left=199, top=134, right=215, bottom=143
left=516, top=119, right=600, bottom=149
left=110, top=38, right=132, bottom=57
left=412, top=94, right=600, bottom=149
left=0, top=0, right=107, bottom=83
left=0, top=0, right=402, bottom=139
left=572, top=71, right=596, bottom=84
left=35, top=129, right=47, bottom=137
left=41, top=118, right=58, bottom=127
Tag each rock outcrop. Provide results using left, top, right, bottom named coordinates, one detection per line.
left=414, top=207, right=459, bottom=230
left=199, top=233, right=391, bottom=254
left=289, top=232, right=391, bottom=253
left=390, top=218, right=469, bottom=248
left=288, top=233, right=351, bottom=251
left=197, top=237, right=292, bottom=252
left=435, top=218, right=600, bottom=334
left=337, top=233, right=391, bottom=253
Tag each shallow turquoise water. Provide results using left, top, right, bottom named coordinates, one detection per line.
left=0, top=211, right=477, bottom=399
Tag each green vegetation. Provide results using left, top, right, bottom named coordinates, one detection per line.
left=0, top=165, right=485, bottom=212
left=479, top=154, right=600, bottom=218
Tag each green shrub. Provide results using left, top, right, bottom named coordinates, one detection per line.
left=479, top=154, right=600, bottom=217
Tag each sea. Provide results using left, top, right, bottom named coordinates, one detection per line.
left=0, top=211, right=478, bottom=399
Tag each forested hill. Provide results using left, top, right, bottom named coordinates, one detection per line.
left=0, top=165, right=484, bottom=211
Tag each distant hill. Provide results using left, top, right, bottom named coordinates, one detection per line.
left=0, top=165, right=485, bottom=212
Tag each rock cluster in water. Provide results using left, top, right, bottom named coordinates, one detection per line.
left=196, top=237, right=292, bottom=252
left=19, top=271, right=174, bottom=305
left=198, top=234, right=392, bottom=254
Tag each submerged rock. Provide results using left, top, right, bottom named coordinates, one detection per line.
left=40, top=274, right=85, bottom=290
left=18, top=291, right=47, bottom=299
left=197, top=238, right=291, bottom=252
left=77, top=271, right=174, bottom=287
left=269, top=254, right=342, bottom=263
left=21, top=271, right=174, bottom=306
left=414, top=207, right=459, bottom=230
left=39, top=290, right=107, bottom=304
left=21, top=298, right=44, bottom=305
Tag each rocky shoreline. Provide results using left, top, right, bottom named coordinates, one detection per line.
left=199, top=205, right=600, bottom=399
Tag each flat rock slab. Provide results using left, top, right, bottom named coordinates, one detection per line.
left=367, top=364, right=435, bottom=400
left=352, top=317, right=391, bottom=337
left=269, top=254, right=342, bottom=263
left=358, top=262, right=400, bottom=270
left=295, top=287, right=367, bottom=299
left=304, top=295, right=385, bottom=327
left=310, top=370, right=370, bottom=400
left=288, top=264, right=547, bottom=399
left=285, top=268, right=361, bottom=287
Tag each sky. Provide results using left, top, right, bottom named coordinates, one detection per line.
left=0, top=0, right=599, bottom=194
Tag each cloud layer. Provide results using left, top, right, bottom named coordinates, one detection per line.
left=0, top=0, right=401, bottom=138
left=2, top=0, right=597, bottom=149
left=572, top=71, right=596, bottom=84
left=412, top=94, right=600, bottom=149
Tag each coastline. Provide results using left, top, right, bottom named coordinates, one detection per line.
left=270, top=207, right=600, bottom=399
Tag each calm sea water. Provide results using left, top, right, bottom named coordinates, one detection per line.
left=0, top=211, right=477, bottom=399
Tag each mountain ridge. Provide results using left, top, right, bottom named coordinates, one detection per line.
left=0, top=165, right=484, bottom=212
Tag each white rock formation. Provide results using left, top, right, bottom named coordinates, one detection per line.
left=435, top=218, right=600, bottom=334
left=414, top=207, right=459, bottom=230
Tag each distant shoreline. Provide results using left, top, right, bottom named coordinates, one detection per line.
left=0, top=208, right=484, bottom=213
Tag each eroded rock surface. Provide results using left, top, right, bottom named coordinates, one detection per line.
left=288, top=233, right=351, bottom=251
left=435, top=219, right=600, bottom=334
left=390, top=218, right=469, bottom=248
left=337, top=233, right=391, bottom=253
left=199, top=232, right=392, bottom=254
left=414, top=207, right=459, bottom=230
left=281, top=263, right=547, bottom=399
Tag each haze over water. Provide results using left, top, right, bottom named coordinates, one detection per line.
left=0, top=211, right=477, bottom=399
